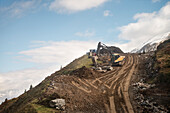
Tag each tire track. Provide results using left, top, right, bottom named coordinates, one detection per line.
left=71, top=54, right=138, bottom=113
left=108, top=54, right=136, bottom=113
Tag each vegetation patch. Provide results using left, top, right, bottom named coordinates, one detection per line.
left=32, top=104, right=59, bottom=113
left=56, top=55, right=93, bottom=75
left=37, top=93, right=61, bottom=107
left=154, top=39, right=170, bottom=84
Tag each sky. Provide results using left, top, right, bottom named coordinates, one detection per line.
left=0, top=0, right=170, bottom=103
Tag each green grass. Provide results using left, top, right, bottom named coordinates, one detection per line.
left=32, top=104, right=59, bottom=113
left=0, top=98, right=18, bottom=113
left=58, top=55, right=93, bottom=74
left=17, top=103, right=59, bottom=113
left=19, top=104, right=37, bottom=113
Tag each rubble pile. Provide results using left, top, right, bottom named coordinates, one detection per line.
left=92, top=66, right=113, bottom=73
left=50, top=98, right=65, bottom=110
left=133, top=82, right=155, bottom=91
left=132, top=81, right=168, bottom=113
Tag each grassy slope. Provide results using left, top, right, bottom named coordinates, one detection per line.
left=57, top=55, right=93, bottom=74
left=0, top=55, right=93, bottom=113
left=155, top=39, right=170, bottom=83
left=146, top=39, right=170, bottom=84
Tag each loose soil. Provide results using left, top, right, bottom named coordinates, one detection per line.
left=2, top=53, right=169, bottom=113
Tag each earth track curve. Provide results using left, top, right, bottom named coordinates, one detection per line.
left=71, top=54, right=138, bottom=113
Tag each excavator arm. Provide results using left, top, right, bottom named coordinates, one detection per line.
left=96, top=42, right=112, bottom=56
left=96, top=42, right=125, bottom=66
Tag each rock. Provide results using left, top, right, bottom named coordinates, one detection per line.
left=153, top=106, right=159, bottom=112
left=152, top=102, right=158, bottom=106
left=158, top=105, right=165, bottom=111
left=107, top=66, right=113, bottom=71
left=133, top=82, right=154, bottom=90
left=50, top=98, right=65, bottom=110
left=102, top=66, right=113, bottom=71
left=132, top=79, right=168, bottom=113
left=96, top=67, right=102, bottom=70
left=141, top=101, right=147, bottom=106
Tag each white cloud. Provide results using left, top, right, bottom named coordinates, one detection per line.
left=103, top=10, right=112, bottom=16
left=118, top=2, right=170, bottom=52
left=49, top=0, right=108, bottom=13
left=19, top=40, right=97, bottom=64
left=0, top=66, right=58, bottom=103
left=75, top=31, right=95, bottom=37
left=0, top=40, right=98, bottom=103
left=152, top=0, right=161, bottom=3
left=0, top=0, right=41, bottom=17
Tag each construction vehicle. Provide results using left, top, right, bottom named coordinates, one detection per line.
left=87, top=49, right=98, bottom=67
left=88, top=49, right=96, bottom=58
left=96, top=42, right=125, bottom=66
left=111, top=53, right=125, bottom=65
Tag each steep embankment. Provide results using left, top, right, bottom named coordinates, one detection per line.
left=0, top=39, right=169, bottom=113
left=130, top=39, right=170, bottom=113
left=0, top=51, right=140, bottom=113
left=0, top=55, right=95, bottom=113
left=0, top=53, right=140, bottom=113
left=154, top=39, right=170, bottom=83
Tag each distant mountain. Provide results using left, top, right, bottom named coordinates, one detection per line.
left=137, top=43, right=159, bottom=53
left=130, top=48, right=139, bottom=53
left=131, top=32, right=170, bottom=53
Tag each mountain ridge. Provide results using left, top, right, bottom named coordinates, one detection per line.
left=131, top=32, right=170, bottom=53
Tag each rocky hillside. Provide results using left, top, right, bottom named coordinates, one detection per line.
left=0, top=55, right=103, bottom=113
left=0, top=44, right=124, bottom=113
left=154, top=39, right=170, bottom=83
left=0, top=40, right=169, bottom=113
left=131, top=39, right=170, bottom=113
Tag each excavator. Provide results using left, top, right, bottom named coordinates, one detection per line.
left=90, top=42, right=125, bottom=67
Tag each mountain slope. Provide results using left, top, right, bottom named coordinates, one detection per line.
left=0, top=55, right=97, bottom=113
left=0, top=45, right=125, bottom=113
left=154, top=39, right=170, bottom=83
left=130, top=39, right=170, bottom=113
left=0, top=40, right=169, bottom=113
left=137, top=43, right=159, bottom=53
left=131, top=32, right=170, bottom=53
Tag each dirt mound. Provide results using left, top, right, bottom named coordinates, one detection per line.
left=100, top=46, right=123, bottom=54
left=70, top=66, right=101, bottom=79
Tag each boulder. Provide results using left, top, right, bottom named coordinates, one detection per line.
left=50, top=98, right=65, bottom=110
left=102, top=66, right=113, bottom=71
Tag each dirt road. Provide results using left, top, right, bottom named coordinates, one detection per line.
left=72, top=54, right=138, bottom=113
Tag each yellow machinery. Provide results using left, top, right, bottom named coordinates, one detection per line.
left=111, top=53, right=125, bottom=65
left=96, top=42, right=125, bottom=66
left=88, top=42, right=125, bottom=67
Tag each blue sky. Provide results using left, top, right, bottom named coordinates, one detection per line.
left=0, top=0, right=170, bottom=103
left=0, top=0, right=169, bottom=72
